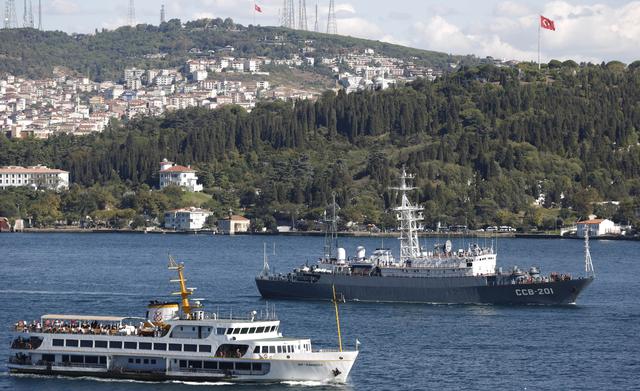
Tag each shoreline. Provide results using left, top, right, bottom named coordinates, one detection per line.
left=3, top=228, right=638, bottom=241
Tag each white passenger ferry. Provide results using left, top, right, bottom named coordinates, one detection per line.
left=8, top=257, right=358, bottom=383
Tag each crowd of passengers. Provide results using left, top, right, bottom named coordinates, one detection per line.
left=14, top=319, right=164, bottom=336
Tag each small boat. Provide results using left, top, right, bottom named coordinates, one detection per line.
left=9, top=257, right=358, bottom=383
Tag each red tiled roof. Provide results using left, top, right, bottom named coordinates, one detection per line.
left=160, top=165, right=195, bottom=173
left=577, top=219, right=605, bottom=224
left=0, top=166, right=67, bottom=174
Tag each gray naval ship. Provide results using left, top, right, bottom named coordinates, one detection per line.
left=256, top=168, right=595, bottom=305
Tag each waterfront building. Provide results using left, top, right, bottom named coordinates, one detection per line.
left=0, top=165, right=69, bottom=190
left=164, top=207, right=211, bottom=231
left=217, top=215, right=250, bottom=235
left=159, top=159, right=203, bottom=192
left=576, top=218, right=620, bottom=237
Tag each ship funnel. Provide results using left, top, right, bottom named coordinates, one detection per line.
left=147, top=301, right=179, bottom=323
left=356, top=246, right=366, bottom=259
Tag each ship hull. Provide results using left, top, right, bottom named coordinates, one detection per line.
left=256, top=275, right=594, bottom=305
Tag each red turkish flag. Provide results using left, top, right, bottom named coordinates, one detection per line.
left=540, top=15, right=555, bottom=31
left=255, top=3, right=263, bottom=13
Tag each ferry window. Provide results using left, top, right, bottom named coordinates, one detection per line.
left=268, top=346, right=276, bottom=354
left=143, top=359, right=149, bottom=364
left=198, top=345, right=211, bottom=353
left=203, top=361, right=217, bottom=369
left=252, top=363, right=262, bottom=371
left=261, top=346, right=268, bottom=353
left=99, top=357, right=106, bottom=364
left=188, top=360, right=202, bottom=369
left=225, top=328, right=233, bottom=335
left=124, top=342, right=137, bottom=349
left=65, top=339, right=78, bottom=347
left=253, top=346, right=260, bottom=353
left=232, top=328, right=240, bottom=334
left=249, top=327, right=256, bottom=333
left=62, top=355, right=70, bottom=363
left=153, top=343, right=167, bottom=351
left=179, top=360, right=187, bottom=368
left=184, top=344, right=197, bottom=352
left=128, top=358, right=134, bottom=363
left=138, top=342, right=151, bottom=350
left=42, top=354, right=55, bottom=362
left=169, top=343, right=182, bottom=351
left=80, top=340, right=93, bottom=348
left=192, top=327, right=196, bottom=331
left=256, top=327, right=264, bottom=333
left=277, top=346, right=282, bottom=353
left=220, top=362, right=233, bottom=370
left=70, top=355, right=83, bottom=363
left=109, top=341, right=122, bottom=349
left=135, top=358, right=141, bottom=364
left=85, top=356, right=98, bottom=364
left=52, top=339, right=64, bottom=346
left=240, top=328, right=248, bottom=334
left=151, top=359, right=156, bottom=365
left=95, top=341, right=107, bottom=348
left=236, top=362, right=251, bottom=371
left=216, top=328, right=226, bottom=335
left=271, top=326, right=277, bottom=332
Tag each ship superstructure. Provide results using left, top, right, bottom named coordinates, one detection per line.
left=256, top=167, right=594, bottom=305
left=9, top=258, right=358, bottom=383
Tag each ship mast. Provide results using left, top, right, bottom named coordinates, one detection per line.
left=323, top=193, right=339, bottom=260
left=584, top=229, right=595, bottom=278
left=168, top=255, right=198, bottom=318
left=390, top=166, right=423, bottom=264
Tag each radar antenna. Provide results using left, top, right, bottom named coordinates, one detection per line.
left=584, top=230, right=595, bottom=278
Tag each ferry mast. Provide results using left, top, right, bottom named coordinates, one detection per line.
left=390, top=167, right=424, bottom=264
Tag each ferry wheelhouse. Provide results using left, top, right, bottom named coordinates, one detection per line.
left=9, top=258, right=358, bottom=383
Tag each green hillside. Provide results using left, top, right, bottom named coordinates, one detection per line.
left=0, top=18, right=468, bottom=81
left=1, top=63, right=640, bottom=231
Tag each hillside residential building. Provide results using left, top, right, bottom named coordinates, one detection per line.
left=576, top=218, right=621, bottom=237
left=159, top=159, right=203, bottom=192
left=164, top=207, right=211, bottom=231
left=217, top=215, right=250, bottom=234
left=0, top=165, right=69, bottom=190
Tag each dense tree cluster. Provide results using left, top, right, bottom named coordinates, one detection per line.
left=2, top=63, right=640, bottom=231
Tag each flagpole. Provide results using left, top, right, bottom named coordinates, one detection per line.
left=253, top=2, right=256, bottom=26
left=538, top=16, right=541, bottom=70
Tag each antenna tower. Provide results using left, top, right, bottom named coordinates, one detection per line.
left=160, top=4, right=165, bottom=24
left=326, top=0, right=337, bottom=34
left=314, top=2, right=318, bottom=32
left=127, top=0, right=135, bottom=27
left=4, top=0, right=18, bottom=28
left=37, top=0, right=40, bottom=30
left=390, top=166, right=424, bottom=263
left=281, top=0, right=295, bottom=28
left=22, top=0, right=32, bottom=28
left=298, top=0, right=307, bottom=30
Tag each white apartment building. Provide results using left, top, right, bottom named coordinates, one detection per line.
left=0, top=165, right=69, bottom=190
left=164, top=207, right=211, bottom=231
left=159, top=159, right=203, bottom=192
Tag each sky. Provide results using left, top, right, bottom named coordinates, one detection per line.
left=37, top=0, right=640, bottom=63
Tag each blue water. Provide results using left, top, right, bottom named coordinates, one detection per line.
left=1, top=233, right=638, bottom=390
